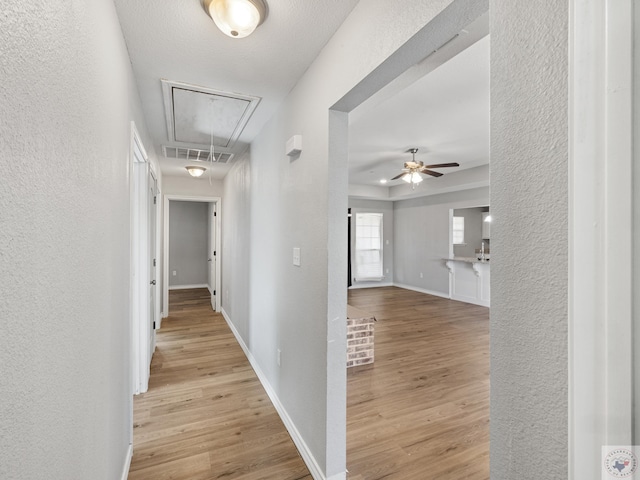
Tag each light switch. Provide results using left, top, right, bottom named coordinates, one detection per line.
left=293, top=247, right=301, bottom=266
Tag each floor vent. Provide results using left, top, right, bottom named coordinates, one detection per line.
left=162, top=146, right=234, bottom=164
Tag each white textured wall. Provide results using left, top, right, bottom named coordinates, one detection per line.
left=491, top=1, right=568, bottom=478
left=221, top=151, right=252, bottom=341
left=0, top=1, right=158, bottom=479
left=168, top=202, right=209, bottom=287
left=394, top=187, right=489, bottom=295
left=162, top=175, right=224, bottom=197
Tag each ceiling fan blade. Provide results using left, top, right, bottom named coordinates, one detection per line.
left=390, top=172, right=407, bottom=180
left=420, top=169, right=443, bottom=177
left=423, top=162, right=460, bottom=168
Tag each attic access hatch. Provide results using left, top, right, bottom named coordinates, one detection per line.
left=161, top=79, right=260, bottom=148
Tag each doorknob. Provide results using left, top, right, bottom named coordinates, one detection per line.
left=208, top=258, right=212, bottom=262
left=150, top=280, right=156, bottom=285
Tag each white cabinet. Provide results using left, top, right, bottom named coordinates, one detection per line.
left=482, top=212, right=491, bottom=239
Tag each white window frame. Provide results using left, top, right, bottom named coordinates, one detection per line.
left=354, top=213, right=384, bottom=282
left=452, top=216, right=465, bottom=245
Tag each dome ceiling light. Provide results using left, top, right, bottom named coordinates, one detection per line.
left=186, top=166, right=207, bottom=177
left=202, top=0, right=267, bottom=38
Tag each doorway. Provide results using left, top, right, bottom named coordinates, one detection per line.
left=328, top=3, right=491, bottom=477
left=162, top=195, right=221, bottom=317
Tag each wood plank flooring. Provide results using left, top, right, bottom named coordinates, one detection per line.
left=128, top=288, right=312, bottom=480
left=129, top=287, right=489, bottom=480
left=346, top=287, right=489, bottom=480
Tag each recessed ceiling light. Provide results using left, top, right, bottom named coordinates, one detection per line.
left=380, top=179, right=388, bottom=184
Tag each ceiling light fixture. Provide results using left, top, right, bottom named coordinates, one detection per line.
left=203, top=0, right=267, bottom=38
left=390, top=148, right=459, bottom=190
left=402, top=171, right=423, bottom=185
left=186, top=166, right=206, bottom=177
left=380, top=179, right=388, bottom=184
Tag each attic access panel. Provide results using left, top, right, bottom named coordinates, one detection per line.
left=161, top=80, right=261, bottom=148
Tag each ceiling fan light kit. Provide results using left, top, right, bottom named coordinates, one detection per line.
left=402, top=172, right=423, bottom=184
left=203, top=0, right=267, bottom=38
left=186, top=166, right=207, bottom=177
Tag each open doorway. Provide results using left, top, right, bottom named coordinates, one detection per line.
left=340, top=11, right=490, bottom=479
left=162, top=195, right=221, bottom=317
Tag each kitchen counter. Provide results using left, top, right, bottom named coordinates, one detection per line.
left=444, top=257, right=490, bottom=307
left=444, top=256, right=490, bottom=264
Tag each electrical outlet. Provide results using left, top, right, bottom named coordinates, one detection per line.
left=386, top=269, right=389, bottom=274
left=172, top=270, right=177, bottom=276
left=277, top=349, right=282, bottom=367
left=420, top=272, right=423, bottom=278
left=293, top=247, right=301, bottom=266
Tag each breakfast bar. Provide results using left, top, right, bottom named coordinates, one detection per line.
left=444, top=257, right=490, bottom=307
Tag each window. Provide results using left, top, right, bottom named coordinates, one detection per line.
left=452, top=216, right=465, bottom=245
left=354, top=213, right=384, bottom=281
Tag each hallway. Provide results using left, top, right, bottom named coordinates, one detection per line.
left=128, top=289, right=311, bottom=480
left=129, top=287, right=489, bottom=479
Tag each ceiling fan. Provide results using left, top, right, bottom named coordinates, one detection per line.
left=390, top=148, right=460, bottom=188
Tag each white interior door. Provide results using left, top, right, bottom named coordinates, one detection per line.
left=130, top=123, right=151, bottom=395
left=148, top=172, right=157, bottom=355
left=209, top=202, right=217, bottom=311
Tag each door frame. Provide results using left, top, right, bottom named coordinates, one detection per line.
left=162, top=194, right=222, bottom=319
left=148, top=170, right=159, bottom=357
left=209, top=202, right=217, bottom=311
left=569, top=0, right=634, bottom=476
left=129, top=122, right=159, bottom=397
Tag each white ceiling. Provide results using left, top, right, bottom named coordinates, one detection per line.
left=114, top=1, right=489, bottom=192
left=348, top=34, right=490, bottom=189
left=113, top=0, right=360, bottom=178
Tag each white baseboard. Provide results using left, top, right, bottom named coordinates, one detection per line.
left=450, top=294, right=490, bottom=308
left=327, top=473, right=347, bottom=480
left=207, top=284, right=212, bottom=294
left=392, top=283, right=450, bottom=299
left=168, top=284, right=208, bottom=290
left=220, top=308, right=331, bottom=480
left=348, top=282, right=394, bottom=290
left=120, top=443, right=133, bottom=480
left=393, top=283, right=490, bottom=307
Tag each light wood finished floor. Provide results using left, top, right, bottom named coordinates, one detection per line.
left=128, top=288, right=312, bottom=480
left=129, top=287, right=489, bottom=480
left=346, top=287, right=489, bottom=480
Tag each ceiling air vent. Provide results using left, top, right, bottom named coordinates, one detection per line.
left=162, top=146, right=234, bottom=164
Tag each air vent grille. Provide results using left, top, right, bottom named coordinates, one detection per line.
left=162, top=146, right=234, bottom=164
